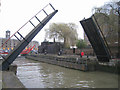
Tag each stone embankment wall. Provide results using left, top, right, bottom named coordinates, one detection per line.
left=26, top=54, right=120, bottom=74
left=2, top=64, right=26, bottom=88
left=26, top=54, right=98, bottom=71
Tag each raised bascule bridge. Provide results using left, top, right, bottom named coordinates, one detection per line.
left=80, top=16, right=120, bottom=74
left=0, top=3, right=58, bottom=71
left=0, top=3, right=119, bottom=72
left=80, top=15, right=112, bottom=62
left=0, top=3, right=119, bottom=89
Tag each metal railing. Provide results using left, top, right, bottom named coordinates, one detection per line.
left=0, top=3, right=55, bottom=49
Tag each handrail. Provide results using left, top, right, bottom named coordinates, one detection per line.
left=0, top=3, right=55, bottom=48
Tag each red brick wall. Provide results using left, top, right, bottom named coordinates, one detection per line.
left=63, top=48, right=94, bottom=55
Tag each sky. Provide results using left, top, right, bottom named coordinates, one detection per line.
left=0, top=0, right=111, bottom=44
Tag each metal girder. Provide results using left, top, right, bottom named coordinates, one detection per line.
left=1, top=10, right=58, bottom=70
left=80, top=17, right=111, bottom=62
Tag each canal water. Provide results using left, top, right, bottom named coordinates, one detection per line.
left=13, top=57, right=118, bottom=88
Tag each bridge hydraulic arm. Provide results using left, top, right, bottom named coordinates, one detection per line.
left=1, top=10, right=58, bottom=71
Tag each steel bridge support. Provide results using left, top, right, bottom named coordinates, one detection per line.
left=0, top=8, right=58, bottom=70
left=80, top=17, right=111, bottom=62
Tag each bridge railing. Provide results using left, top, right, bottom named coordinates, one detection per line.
left=0, top=3, right=55, bottom=52
left=1, top=3, right=58, bottom=70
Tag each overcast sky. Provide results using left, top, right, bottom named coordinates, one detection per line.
left=0, top=0, right=111, bottom=44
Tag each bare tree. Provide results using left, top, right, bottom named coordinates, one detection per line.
left=93, top=0, right=119, bottom=45
left=45, top=23, right=78, bottom=48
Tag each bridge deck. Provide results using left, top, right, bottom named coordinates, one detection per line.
left=80, top=17, right=111, bottom=62
left=0, top=4, right=58, bottom=70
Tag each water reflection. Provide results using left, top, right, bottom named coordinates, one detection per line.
left=13, top=57, right=118, bottom=88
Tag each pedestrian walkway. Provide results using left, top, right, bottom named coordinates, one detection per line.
left=1, top=3, right=58, bottom=71
left=2, top=71, right=25, bottom=88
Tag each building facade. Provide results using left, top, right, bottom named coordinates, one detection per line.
left=38, top=41, right=63, bottom=54
left=0, top=30, right=39, bottom=52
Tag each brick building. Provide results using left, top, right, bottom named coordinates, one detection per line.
left=0, top=30, right=39, bottom=52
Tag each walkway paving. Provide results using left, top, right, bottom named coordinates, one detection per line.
left=0, top=60, right=2, bottom=89
left=2, top=71, right=25, bottom=88
left=0, top=71, right=2, bottom=90
left=0, top=59, right=25, bottom=89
